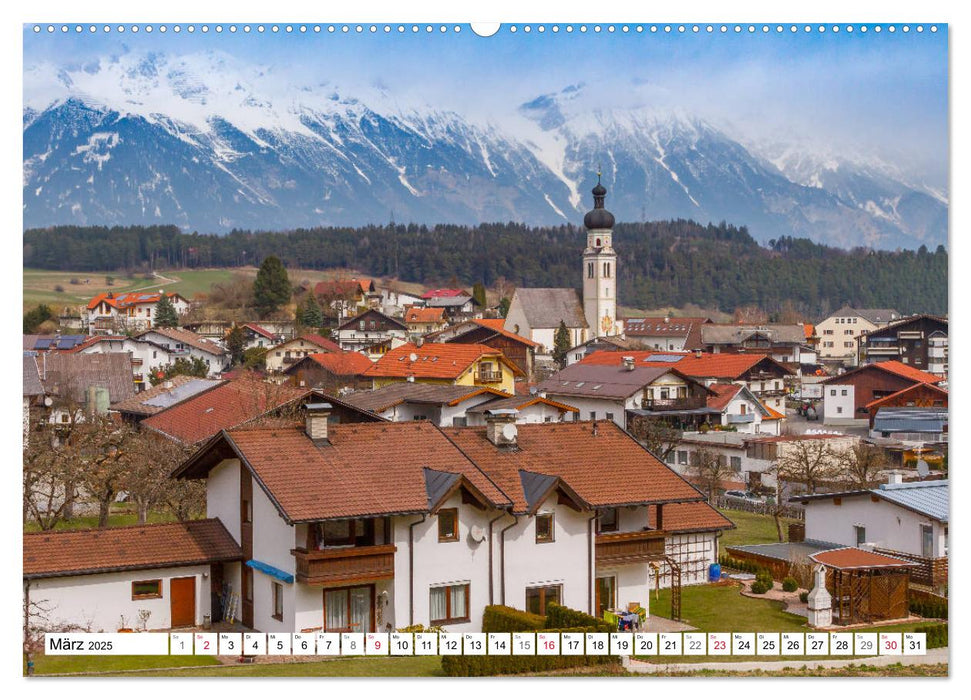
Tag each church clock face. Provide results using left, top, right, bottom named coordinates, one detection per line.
left=601, top=314, right=613, bottom=334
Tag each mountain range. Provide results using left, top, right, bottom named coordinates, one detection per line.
left=23, top=52, right=947, bottom=249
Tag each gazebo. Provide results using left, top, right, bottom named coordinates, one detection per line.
left=810, top=548, right=913, bottom=625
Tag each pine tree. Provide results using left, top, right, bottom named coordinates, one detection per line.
left=253, top=256, right=292, bottom=316
left=553, top=320, right=571, bottom=368
left=226, top=325, right=246, bottom=366
left=497, top=297, right=511, bottom=318
left=302, top=293, right=325, bottom=328
left=153, top=294, right=179, bottom=328
left=472, top=282, right=487, bottom=308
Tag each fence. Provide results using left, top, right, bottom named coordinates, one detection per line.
left=714, top=497, right=805, bottom=520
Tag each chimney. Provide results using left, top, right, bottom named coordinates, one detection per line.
left=664, top=315, right=670, bottom=324
left=485, top=409, right=519, bottom=447
left=694, top=349, right=703, bottom=359
left=415, top=336, right=424, bottom=348
left=304, top=402, right=333, bottom=444
left=622, top=356, right=635, bottom=371
left=886, top=471, right=904, bottom=486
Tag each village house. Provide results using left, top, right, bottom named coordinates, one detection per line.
left=341, top=383, right=577, bottom=427
left=633, top=382, right=782, bottom=437
left=71, top=334, right=196, bottom=390
left=623, top=317, right=711, bottom=352
left=378, top=287, right=425, bottom=317
left=820, top=360, right=944, bottom=424
left=314, top=278, right=380, bottom=320
left=864, top=382, right=948, bottom=442
left=420, top=288, right=479, bottom=322
left=136, top=327, right=231, bottom=376
left=563, top=336, right=634, bottom=367
left=24, top=520, right=242, bottom=632
left=33, top=352, right=135, bottom=424
left=166, top=406, right=731, bottom=634
left=85, top=291, right=190, bottom=335
left=23, top=353, right=46, bottom=440
left=140, top=375, right=382, bottom=446
left=793, top=475, right=948, bottom=590
left=25, top=334, right=89, bottom=353
left=362, top=342, right=525, bottom=395
left=110, top=375, right=223, bottom=424
left=427, top=318, right=539, bottom=381
left=700, top=324, right=816, bottom=365
left=234, top=323, right=283, bottom=351
left=403, top=306, right=448, bottom=336
left=857, top=314, right=949, bottom=378
left=265, top=334, right=342, bottom=373
left=335, top=309, right=410, bottom=358
left=816, top=307, right=901, bottom=367
left=283, top=351, right=375, bottom=393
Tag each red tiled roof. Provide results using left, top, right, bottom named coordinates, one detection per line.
left=65, top=335, right=127, bottom=353
left=822, top=361, right=944, bottom=387
left=110, top=375, right=219, bottom=416
left=443, top=421, right=706, bottom=513
left=472, top=319, right=540, bottom=347
left=314, top=278, right=373, bottom=297
left=647, top=501, right=736, bottom=534
left=241, top=323, right=278, bottom=340
left=810, top=547, right=914, bottom=570
left=305, top=351, right=374, bottom=376
left=274, top=334, right=341, bottom=354
left=864, top=382, right=948, bottom=411
left=761, top=403, right=786, bottom=421
left=579, top=349, right=786, bottom=380
left=623, top=317, right=711, bottom=348
left=706, top=383, right=743, bottom=412
left=405, top=307, right=446, bottom=324
left=363, top=342, right=523, bottom=380
left=421, top=288, right=468, bottom=299
left=142, top=377, right=314, bottom=445
left=23, top=519, right=241, bottom=579
left=803, top=323, right=816, bottom=339
left=223, top=422, right=511, bottom=522
left=87, top=291, right=184, bottom=311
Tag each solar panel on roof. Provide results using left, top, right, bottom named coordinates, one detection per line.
left=141, top=379, right=221, bottom=408
left=644, top=354, right=685, bottom=363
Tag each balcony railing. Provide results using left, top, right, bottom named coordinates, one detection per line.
left=595, top=530, right=666, bottom=566
left=641, top=397, right=706, bottom=411
left=291, top=544, right=396, bottom=586
left=475, top=370, right=503, bottom=383
left=757, top=388, right=787, bottom=397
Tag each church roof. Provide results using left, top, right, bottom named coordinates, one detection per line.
left=511, top=288, right=588, bottom=330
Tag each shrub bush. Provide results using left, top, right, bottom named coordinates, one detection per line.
left=482, top=605, right=547, bottom=633
left=750, top=580, right=771, bottom=595
left=799, top=591, right=809, bottom=604
left=755, top=568, right=774, bottom=588
left=545, top=602, right=613, bottom=633
left=441, top=627, right=617, bottom=677
left=782, top=577, right=798, bottom=592
left=915, top=623, right=947, bottom=649
left=909, top=598, right=948, bottom=620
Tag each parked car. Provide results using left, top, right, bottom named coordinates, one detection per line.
left=723, top=489, right=765, bottom=506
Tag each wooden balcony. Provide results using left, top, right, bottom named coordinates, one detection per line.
left=291, top=544, right=396, bottom=586
left=595, top=530, right=666, bottom=566
left=641, top=397, right=705, bottom=411
left=475, top=370, right=503, bottom=383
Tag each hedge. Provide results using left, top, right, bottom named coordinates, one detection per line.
left=916, top=623, right=948, bottom=649
left=545, top=602, right=613, bottom=633
left=482, top=606, right=547, bottom=633
left=440, top=627, right=617, bottom=677
left=909, top=598, right=948, bottom=620
left=719, top=554, right=760, bottom=574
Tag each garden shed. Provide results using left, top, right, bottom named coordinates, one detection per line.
left=810, top=547, right=913, bottom=625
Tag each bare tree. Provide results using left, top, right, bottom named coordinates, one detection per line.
left=837, top=443, right=888, bottom=488
left=773, top=440, right=841, bottom=495
left=733, top=305, right=769, bottom=325
left=121, top=432, right=195, bottom=523
left=688, top=447, right=736, bottom=503
left=628, top=416, right=682, bottom=462
left=23, top=427, right=82, bottom=530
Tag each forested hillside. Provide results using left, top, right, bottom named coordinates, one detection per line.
left=23, top=221, right=947, bottom=317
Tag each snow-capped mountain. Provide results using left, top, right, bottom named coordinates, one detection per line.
left=22, top=52, right=947, bottom=249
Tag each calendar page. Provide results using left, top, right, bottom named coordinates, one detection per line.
left=18, top=0, right=950, bottom=691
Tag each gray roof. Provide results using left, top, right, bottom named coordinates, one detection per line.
left=873, top=407, right=948, bottom=434
left=425, top=295, right=472, bottom=308
left=726, top=540, right=842, bottom=562
left=37, top=352, right=135, bottom=405
left=537, top=363, right=680, bottom=400
left=23, top=354, right=45, bottom=397
left=827, top=306, right=901, bottom=325
left=877, top=480, right=948, bottom=523
left=110, top=376, right=224, bottom=416
left=511, top=288, right=588, bottom=329
left=341, top=382, right=502, bottom=413
left=520, top=470, right=559, bottom=512
left=424, top=468, right=460, bottom=510
left=701, top=324, right=807, bottom=346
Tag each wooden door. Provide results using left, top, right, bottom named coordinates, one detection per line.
left=170, top=577, right=196, bottom=628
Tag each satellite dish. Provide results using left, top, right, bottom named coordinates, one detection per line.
left=43, top=396, right=53, bottom=407
left=468, top=525, right=487, bottom=543
left=501, top=423, right=518, bottom=442
left=916, top=460, right=930, bottom=479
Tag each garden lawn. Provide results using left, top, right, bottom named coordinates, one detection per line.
left=27, top=654, right=219, bottom=676
left=110, top=655, right=444, bottom=677
left=643, top=584, right=933, bottom=664
left=718, top=508, right=796, bottom=547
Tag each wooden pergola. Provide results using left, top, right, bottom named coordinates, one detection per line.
left=811, top=548, right=913, bottom=625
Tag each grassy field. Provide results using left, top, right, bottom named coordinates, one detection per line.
left=90, top=655, right=444, bottom=678
left=24, top=505, right=179, bottom=532
left=718, top=508, right=797, bottom=548
left=640, top=663, right=948, bottom=677
left=26, top=653, right=220, bottom=676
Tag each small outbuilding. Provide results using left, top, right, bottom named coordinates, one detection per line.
left=810, top=547, right=913, bottom=625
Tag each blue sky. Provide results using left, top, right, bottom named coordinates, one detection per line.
left=23, top=23, right=948, bottom=184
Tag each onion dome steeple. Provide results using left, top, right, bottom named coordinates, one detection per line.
left=583, top=170, right=615, bottom=230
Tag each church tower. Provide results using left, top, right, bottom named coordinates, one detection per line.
left=582, top=174, right=619, bottom=338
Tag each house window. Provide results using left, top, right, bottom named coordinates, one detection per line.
left=830, top=389, right=837, bottom=396
left=836, top=407, right=843, bottom=414
left=921, top=524, right=934, bottom=558
left=597, top=508, right=619, bottom=533
left=131, top=579, right=162, bottom=600
left=855, top=526, right=866, bottom=546
left=587, top=262, right=594, bottom=279
left=665, top=452, right=676, bottom=465
left=605, top=412, right=614, bottom=421
left=535, top=513, right=554, bottom=543
left=589, top=411, right=597, bottom=420
left=595, top=576, right=616, bottom=617
left=841, top=389, right=848, bottom=396
left=272, top=582, right=284, bottom=621
left=438, top=508, right=458, bottom=542
left=677, top=450, right=688, bottom=465
left=430, top=584, right=470, bottom=625
left=525, top=584, right=562, bottom=616
left=730, top=456, right=742, bottom=472
left=242, top=499, right=252, bottom=523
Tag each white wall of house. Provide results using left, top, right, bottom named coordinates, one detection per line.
left=138, top=331, right=229, bottom=375
left=249, top=479, right=299, bottom=634
left=544, top=394, right=634, bottom=429
left=721, top=395, right=765, bottom=434
left=804, top=497, right=946, bottom=558
left=28, top=565, right=211, bottom=632
left=823, top=384, right=856, bottom=423
left=467, top=403, right=568, bottom=426
left=500, top=498, right=593, bottom=616
left=206, top=460, right=241, bottom=544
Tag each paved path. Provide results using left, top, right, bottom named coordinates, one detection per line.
left=623, top=647, right=947, bottom=674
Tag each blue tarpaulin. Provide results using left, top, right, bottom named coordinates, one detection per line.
left=246, top=559, right=294, bottom=584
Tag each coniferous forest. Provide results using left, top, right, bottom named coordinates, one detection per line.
left=23, top=220, right=947, bottom=318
